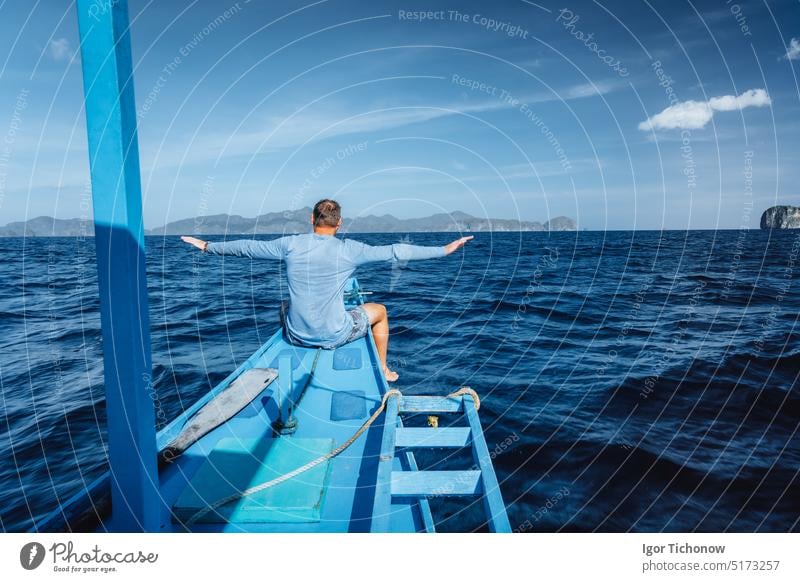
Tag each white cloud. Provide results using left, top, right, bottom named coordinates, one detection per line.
left=639, top=100, right=713, bottom=130
left=786, top=38, right=800, bottom=60
left=638, top=89, right=771, bottom=131
left=353, top=159, right=600, bottom=189
left=708, top=89, right=772, bottom=111
left=47, top=38, right=74, bottom=62
left=563, top=80, right=619, bottom=100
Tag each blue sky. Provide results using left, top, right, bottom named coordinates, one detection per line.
left=0, top=0, right=798, bottom=230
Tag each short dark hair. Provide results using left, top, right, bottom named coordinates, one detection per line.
left=312, top=199, right=341, bottom=227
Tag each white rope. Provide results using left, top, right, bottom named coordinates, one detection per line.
left=185, top=388, right=403, bottom=526
left=447, top=386, right=480, bottom=410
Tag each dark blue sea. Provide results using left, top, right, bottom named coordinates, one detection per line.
left=1, top=230, right=798, bottom=532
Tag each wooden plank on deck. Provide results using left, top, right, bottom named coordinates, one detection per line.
left=391, top=471, right=482, bottom=497
left=370, top=396, right=400, bottom=532
left=399, top=396, right=463, bottom=413
left=395, top=427, right=471, bottom=448
left=462, top=395, right=512, bottom=532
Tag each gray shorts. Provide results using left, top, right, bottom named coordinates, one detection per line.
left=280, top=302, right=369, bottom=348
left=341, top=305, right=370, bottom=346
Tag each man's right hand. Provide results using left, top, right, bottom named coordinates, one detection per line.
left=181, top=236, right=208, bottom=251
left=444, top=236, right=474, bottom=255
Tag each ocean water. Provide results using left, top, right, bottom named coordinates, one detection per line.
left=1, top=230, right=798, bottom=532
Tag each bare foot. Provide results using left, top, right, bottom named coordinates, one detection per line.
left=383, top=367, right=399, bottom=382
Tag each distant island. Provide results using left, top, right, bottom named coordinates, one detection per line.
left=0, top=208, right=577, bottom=236
left=761, top=205, right=800, bottom=229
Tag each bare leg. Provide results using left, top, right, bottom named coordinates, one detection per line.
left=362, top=302, right=399, bottom=382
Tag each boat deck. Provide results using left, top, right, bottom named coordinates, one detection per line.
left=101, top=288, right=428, bottom=533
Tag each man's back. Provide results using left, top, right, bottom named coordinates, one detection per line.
left=282, top=233, right=357, bottom=348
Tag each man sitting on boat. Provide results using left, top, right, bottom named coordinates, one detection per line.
left=181, top=199, right=472, bottom=382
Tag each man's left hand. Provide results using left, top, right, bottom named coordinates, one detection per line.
left=444, top=236, right=474, bottom=255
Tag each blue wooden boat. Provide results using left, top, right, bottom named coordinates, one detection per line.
left=35, top=279, right=510, bottom=533
left=31, top=0, right=509, bottom=533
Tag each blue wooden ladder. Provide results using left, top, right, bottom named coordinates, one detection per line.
left=371, top=392, right=512, bottom=532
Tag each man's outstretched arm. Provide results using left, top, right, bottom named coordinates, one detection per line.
left=349, top=236, right=474, bottom=265
left=181, top=235, right=289, bottom=260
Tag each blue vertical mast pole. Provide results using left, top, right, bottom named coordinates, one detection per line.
left=76, top=0, right=160, bottom=531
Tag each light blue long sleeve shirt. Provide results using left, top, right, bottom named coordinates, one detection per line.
left=206, top=233, right=447, bottom=348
